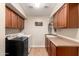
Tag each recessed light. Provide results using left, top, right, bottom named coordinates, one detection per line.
left=44, top=6, right=48, bottom=8
left=28, top=6, right=33, bottom=8
left=34, top=3, right=40, bottom=8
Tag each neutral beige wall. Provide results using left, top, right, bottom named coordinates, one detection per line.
left=0, top=4, right=5, bottom=56
left=22, top=16, right=49, bottom=47
left=56, top=29, right=79, bottom=42
left=51, top=3, right=79, bottom=42
left=5, top=29, right=20, bottom=34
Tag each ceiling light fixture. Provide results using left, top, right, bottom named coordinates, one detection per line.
left=34, top=3, right=41, bottom=8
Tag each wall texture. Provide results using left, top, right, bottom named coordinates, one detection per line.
left=5, top=29, right=20, bottom=34
left=0, top=4, right=5, bottom=56
left=56, top=29, right=79, bottom=42
left=22, top=16, right=49, bottom=47
left=51, top=3, right=79, bottom=42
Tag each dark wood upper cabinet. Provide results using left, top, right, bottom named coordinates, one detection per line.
left=22, top=19, right=24, bottom=29
left=53, top=13, right=58, bottom=28
left=53, top=3, right=79, bottom=29
left=57, top=4, right=67, bottom=28
left=11, top=11, right=18, bottom=28
left=5, top=7, right=12, bottom=28
left=68, top=4, right=79, bottom=28
left=20, top=17, right=24, bottom=29
left=18, top=16, right=22, bottom=29
left=5, top=6, right=25, bottom=30
left=17, top=16, right=24, bottom=29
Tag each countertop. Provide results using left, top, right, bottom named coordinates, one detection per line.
left=46, top=34, right=79, bottom=47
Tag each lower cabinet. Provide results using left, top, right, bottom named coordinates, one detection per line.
left=50, top=42, right=56, bottom=56
left=78, top=48, right=79, bottom=56
left=45, top=38, right=79, bottom=56
left=56, top=47, right=78, bottom=56
left=47, top=39, right=51, bottom=56
left=45, top=38, right=50, bottom=55
left=45, top=38, right=48, bottom=52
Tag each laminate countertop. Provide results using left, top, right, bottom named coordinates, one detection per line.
left=46, top=35, right=79, bottom=47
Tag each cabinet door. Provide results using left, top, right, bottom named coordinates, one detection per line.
left=50, top=42, right=56, bottom=56
left=21, top=19, right=24, bottom=29
left=61, top=5, right=67, bottom=28
left=48, top=39, right=51, bottom=56
left=53, top=13, right=58, bottom=28
left=11, top=11, right=18, bottom=28
left=18, top=16, right=21, bottom=29
left=78, top=48, right=79, bottom=56
left=5, top=7, right=12, bottom=28
left=45, top=38, right=48, bottom=51
left=78, top=4, right=79, bottom=27
left=20, top=18, right=24, bottom=29
left=57, top=5, right=67, bottom=28
left=68, top=4, right=78, bottom=28
left=57, top=10, right=61, bottom=28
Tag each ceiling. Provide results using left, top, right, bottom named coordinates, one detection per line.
left=20, top=3, right=57, bottom=16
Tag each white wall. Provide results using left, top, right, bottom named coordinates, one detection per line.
left=51, top=3, right=79, bottom=42
left=0, top=4, right=5, bottom=56
left=6, top=29, right=20, bottom=34
left=56, top=29, right=79, bottom=42
left=22, top=16, right=49, bottom=47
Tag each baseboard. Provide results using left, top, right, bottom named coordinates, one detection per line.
left=31, top=45, right=45, bottom=47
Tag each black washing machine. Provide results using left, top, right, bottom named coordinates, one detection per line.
left=5, top=37, right=28, bottom=56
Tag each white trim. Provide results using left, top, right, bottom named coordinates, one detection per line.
left=31, top=45, right=45, bottom=47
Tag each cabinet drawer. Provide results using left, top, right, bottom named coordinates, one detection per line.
left=56, top=47, right=78, bottom=56
left=5, top=7, right=12, bottom=28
